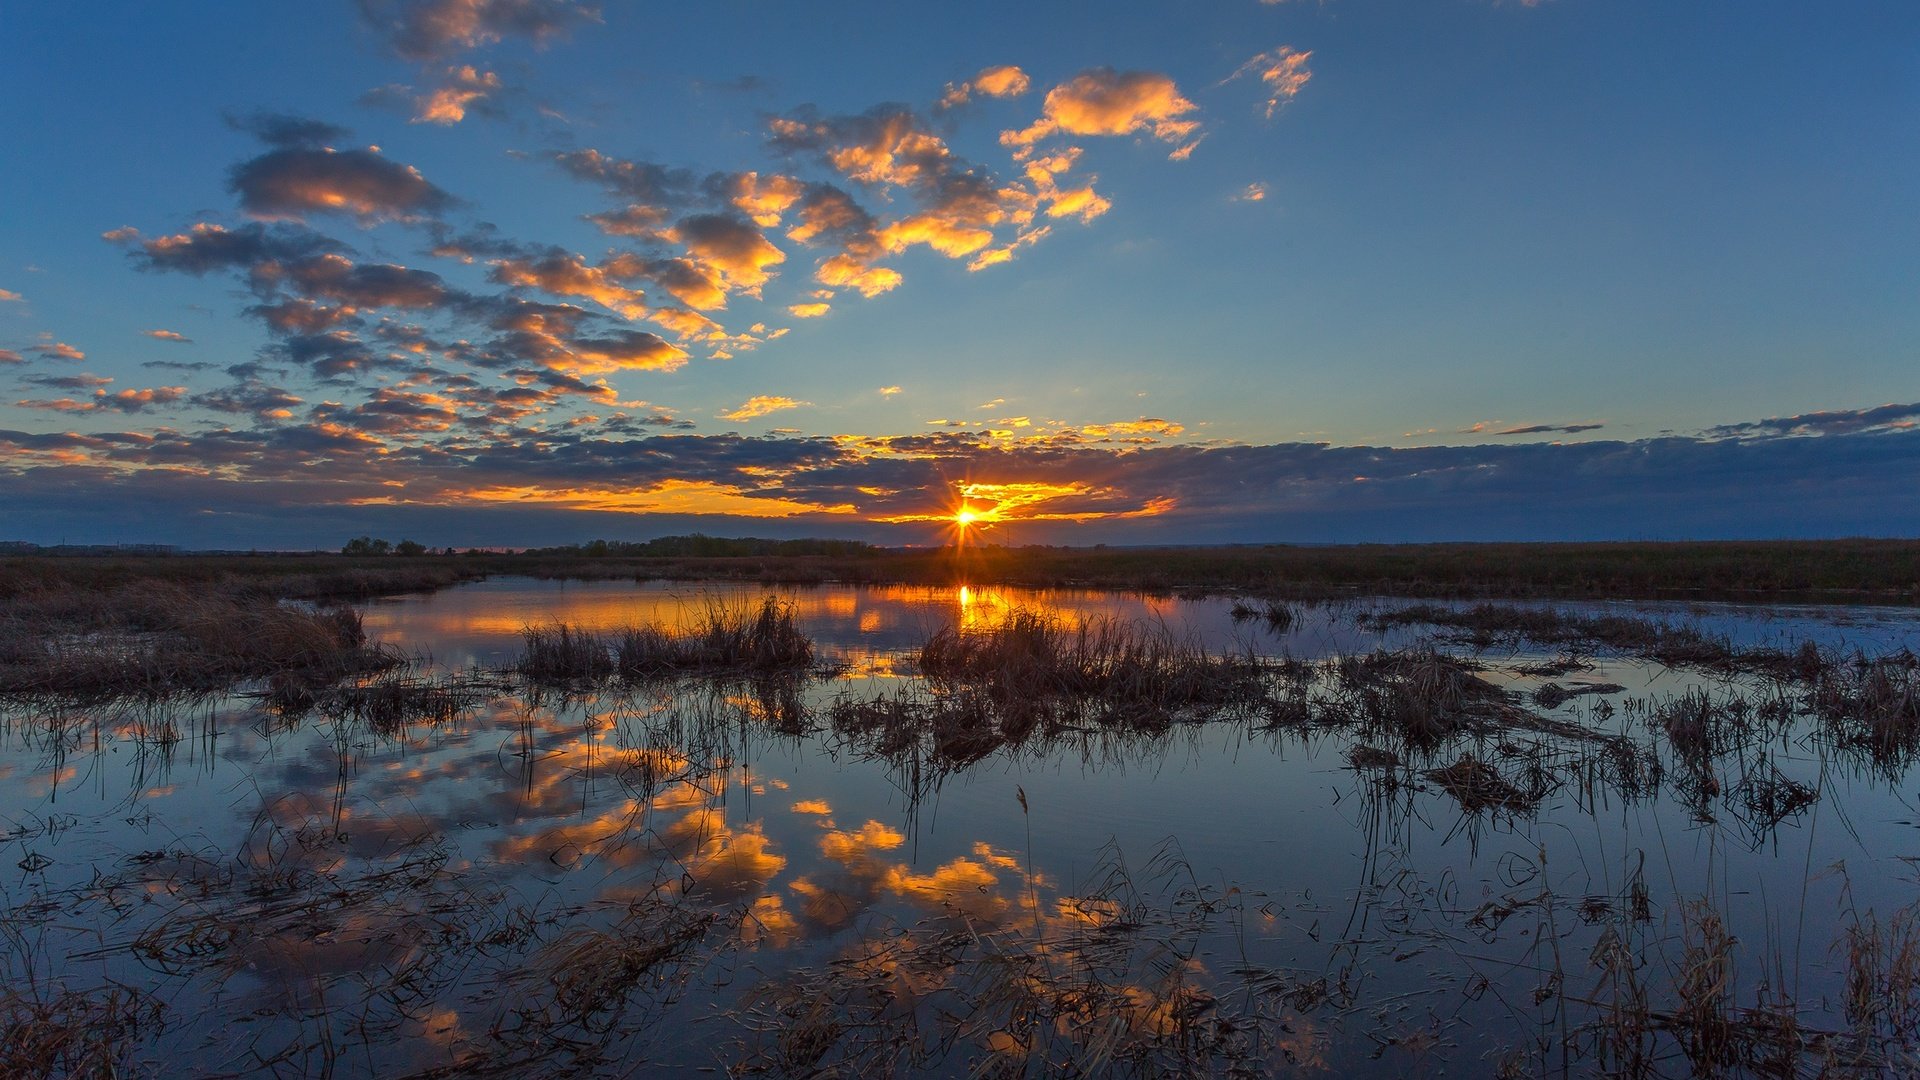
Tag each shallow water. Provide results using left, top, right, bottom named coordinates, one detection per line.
left=7, top=579, right=1920, bottom=1076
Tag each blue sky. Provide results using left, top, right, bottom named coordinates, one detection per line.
left=1, top=0, right=1916, bottom=547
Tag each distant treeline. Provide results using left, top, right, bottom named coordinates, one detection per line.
left=0, top=541, right=180, bottom=557
left=520, top=535, right=880, bottom=558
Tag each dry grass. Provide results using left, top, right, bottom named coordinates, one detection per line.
left=0, top=983, right=161, bottom=1079
left=0, top=581, right=394, bottom=698
left=1370, top=602, right=1831, bottom=681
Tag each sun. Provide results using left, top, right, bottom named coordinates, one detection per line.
left=955, top=508, right=977, bottom=527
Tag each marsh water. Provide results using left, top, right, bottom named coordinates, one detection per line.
left=7, top=578, right=1920, bottom=1076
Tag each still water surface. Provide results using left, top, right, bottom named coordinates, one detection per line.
left=6, top=579, right=1920, bottom=1075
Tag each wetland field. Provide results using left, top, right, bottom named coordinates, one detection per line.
left=5, top=559, right=1920, bottom=1077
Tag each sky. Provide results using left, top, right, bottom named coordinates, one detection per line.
left=1, top=0, right=1916, bottom=548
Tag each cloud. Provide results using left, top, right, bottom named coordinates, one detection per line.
left=356, top=0, right=600, bottom=60
left=33, top=342, right=85, bottom=362
left=290, top=255, right=453, bottom=309
left=787, top=302, right=830, bottom=318
left=193, top=378, right=306, bottom=422
left=1227, top=46, right=1312, bottom=119
left=878, top=385, right=901, bottom=397
left=770, top=104, right=960, bottom=188
left=1704, top=402, right=1920, bottom=440
left=668, top=213, right=786, bottom=295
left=144, top=329, right=192, bottom=343
left=5, top=406, right=1920, bottom=547
left=1080, top=417, right=1186, bottom=439
left=1002, top=69, right=1201, bottom=157
left=938, top=64, right=1032, bottom=110
left=0, top=349, right=22, bottom=365
left=552, top=148, right=696, bottom=207
left=229, top=146, right=455, bottom=222
left=0, top=288, right=23, bottom=303
left=721, top=171, right=807, bottom=228
left=412, top=65, right=503, bottom=124
left=117, top=222, right=341, bottom=277
left=15, top=386, right=187, bottom=415
left=23, top=373, right=113, bottom=391
left=719, top=395, right=806, bottom=422
left=487, top=250, right=648, bottom=318
left=1493, top=422, right=1605, bottom=436
left=561, top=330, right=687, bottom=374
left=1235, top=182, right=1269, bottom=202
left=229, top=113, right=352, bottom=149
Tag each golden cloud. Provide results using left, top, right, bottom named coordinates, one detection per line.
left=1228, top=46, right=1312, bottom=118
left=1003, top=69, right=1201, bottom=157
left=413, top=65, right=502, bottom=125
left=719, top=395, right=806, bottom=422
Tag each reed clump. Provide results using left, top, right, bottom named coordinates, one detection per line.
left=517, top=597, right=814, bottom=683
left=1334, top=648, right=1509, bottom=748
left=828, top=690, right=1005, bottom=765
left=918, top=609, right=1266, bottom=726
left=519, top=621, right=615, bottom=681
left=311, top=670, right=500, bottom=733
left=616, top=596, right=813, bottom=675
left=1810, top=653, right=1920, bottom=763
left=1424, top=753, right=1539, bottom=813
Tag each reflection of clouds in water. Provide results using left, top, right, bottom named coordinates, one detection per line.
left=783, top=819, right=1031, bottom=933
left=489, top=799, right=787, bottom=903
left=23, top=764, right=77, bottom=798
left=660, top=807, right=788, bottom=901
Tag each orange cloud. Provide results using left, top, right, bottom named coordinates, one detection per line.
left=413, top=65, right=502, bottom=124
left=1004, top=69, right=1201, bottom=157
left=668, top=214, right=785, bottom=296
left=816, top=253, right=902, bottom=297
left=1081, top=417, right=1185, bottom=438
left=563, top=331, right=687, bottom=373
left=144, top=329, right=192, bottom=342
left=441, top=479, right=854, bottom=517
left=488, top=252, right=648, bottom=319
left=1228, top=46, right=1312, bottom=118
left=939, top=64, right=1033, bottom=109
left=719, top=395, right=806, bottom=422
left=727, top=172, right=807, bottom=227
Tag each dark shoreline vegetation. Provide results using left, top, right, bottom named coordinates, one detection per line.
left=6, top=553, right=1920, bottom=1074
left=5, top=536, right=1920, bottom=603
